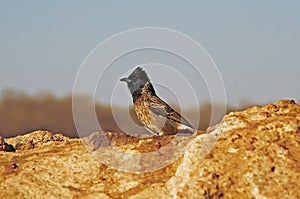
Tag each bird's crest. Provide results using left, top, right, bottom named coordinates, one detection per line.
left=128, top=67, right=150, bottom=83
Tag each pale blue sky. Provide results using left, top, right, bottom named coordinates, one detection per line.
left=1, top=1, right=299, bottom=107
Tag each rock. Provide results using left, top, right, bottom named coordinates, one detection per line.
left=84, top=132, right=192, bottom=173
left=0, top=136, right=15, bottom=152
left=0, top=100, right=299, bottom=198
left=6, top=130, right=71, bottom=150
left=166, top=100, right=300, bottom=198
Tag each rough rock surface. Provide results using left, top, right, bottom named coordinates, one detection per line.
left=0, top=100, right=300, bottom=198
left=0, top=136, right=15, bottom=152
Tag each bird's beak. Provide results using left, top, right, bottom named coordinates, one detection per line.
left=120, top=77, right=130, bottom=83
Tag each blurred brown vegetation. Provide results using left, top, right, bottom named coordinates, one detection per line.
left=0, top=89, right=251, bottom=138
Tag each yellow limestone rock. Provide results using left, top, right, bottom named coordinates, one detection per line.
left=0, top=100, right=299, bottom=198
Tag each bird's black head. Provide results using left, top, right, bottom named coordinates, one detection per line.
left=120, top=67, right=152, bottom=97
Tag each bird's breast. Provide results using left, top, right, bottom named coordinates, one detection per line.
left=134, top=97, right=151, bottom=126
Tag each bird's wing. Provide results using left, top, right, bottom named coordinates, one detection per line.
left=148, top=97, right=193, bottom=128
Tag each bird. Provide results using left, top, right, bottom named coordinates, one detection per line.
left=120, top=67, right=195, bottom=136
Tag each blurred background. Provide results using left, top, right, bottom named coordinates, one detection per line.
left=1, top=1, right=299, bottom=137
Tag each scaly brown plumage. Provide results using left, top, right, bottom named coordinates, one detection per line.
left=120, top=67, right=195, bottom=136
